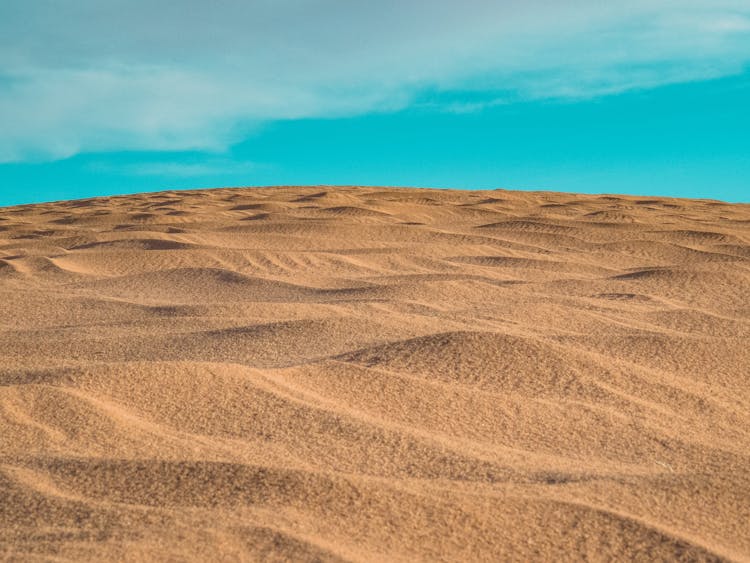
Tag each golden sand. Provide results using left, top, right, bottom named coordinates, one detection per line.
left=1, top=186, right=748, bottom=561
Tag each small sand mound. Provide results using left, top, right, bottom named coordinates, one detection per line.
left=340, top=331, right=596, bottom=398
left=321, top=206, right=391, bottom=217
left=450, top=255, right=606, bottom=275
left=70, top=238, right=196, bottom=251
left=477, top=219, right=577, bottom=234
left=583, top=210, right=639, bottom=223
left=240, top=212, right=271, bottom=221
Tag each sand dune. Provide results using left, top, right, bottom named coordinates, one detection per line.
left=1, top=185, right=749, bottom=561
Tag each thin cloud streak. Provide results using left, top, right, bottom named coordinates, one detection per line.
left=87, top=158, right=258, bottom=178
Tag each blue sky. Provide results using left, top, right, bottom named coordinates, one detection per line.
left=1, top=1, right=749, bottom=206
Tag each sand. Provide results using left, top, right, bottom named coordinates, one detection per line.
left=0, top=185, right=748, bottom=561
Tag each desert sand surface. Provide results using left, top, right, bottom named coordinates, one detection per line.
left=0, top=185, right=749, bottom=561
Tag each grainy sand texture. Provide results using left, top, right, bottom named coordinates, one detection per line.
left=1, top=185, right=749, bottom=562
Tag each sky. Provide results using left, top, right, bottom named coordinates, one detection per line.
left=1, top=1, right=749, bottom=206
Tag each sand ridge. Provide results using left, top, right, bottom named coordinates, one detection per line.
left=0, top=185, right=749, bottom=561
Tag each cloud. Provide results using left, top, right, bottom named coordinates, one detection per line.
left=87, top=158, right=258, bottom=178
left=701, top=13, right=750, bottom=32
left=1, top=1, right=749, bottom=162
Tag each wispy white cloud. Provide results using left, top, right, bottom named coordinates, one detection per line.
left=1, top=1, right=749, bottom=162
left=88, top=158, right=258, bottom=178
left=703, top=14, right=750, bottom=32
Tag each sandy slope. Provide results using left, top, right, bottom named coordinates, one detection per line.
left=0, top=185, right=748, bottom=561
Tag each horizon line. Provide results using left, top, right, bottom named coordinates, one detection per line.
left=2, top=184, right=746, bottom=210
